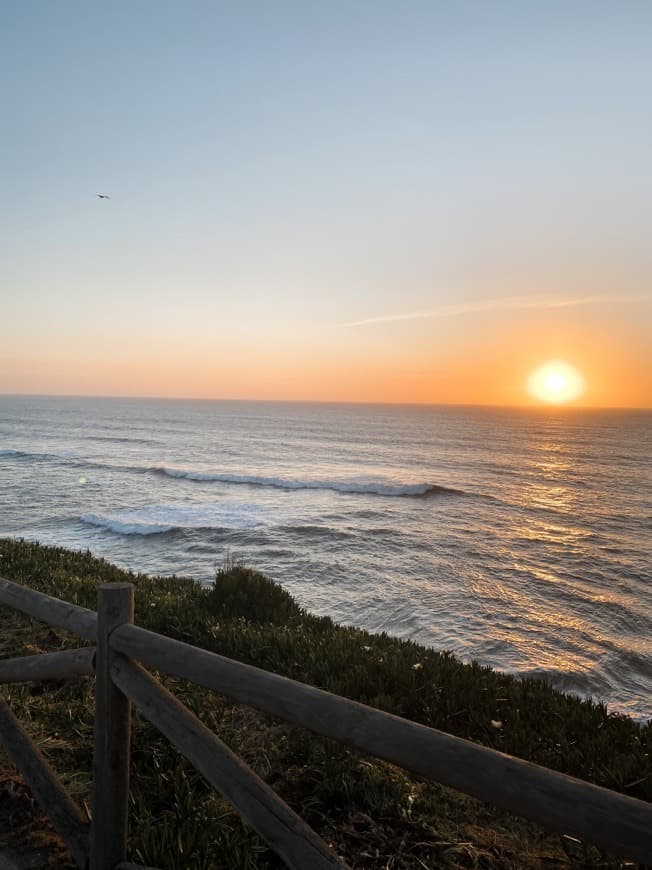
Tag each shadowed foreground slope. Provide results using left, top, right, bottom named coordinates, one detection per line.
left=0, top=539, right=649, bottom=868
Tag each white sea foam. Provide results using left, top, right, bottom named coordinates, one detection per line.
left=81, top=502, right=277, bottom=536
left=81, top=513, right=175, bottom=536
left=150, top=466, right=458, bottom=497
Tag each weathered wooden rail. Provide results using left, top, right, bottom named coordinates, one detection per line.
left=0, top=575, right=650, bottom=869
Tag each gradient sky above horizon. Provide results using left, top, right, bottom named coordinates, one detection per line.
left=2, top=2, right=651, bottom=407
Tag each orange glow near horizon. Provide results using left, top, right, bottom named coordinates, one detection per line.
left=2, top=320, right=651, bottom=408
left=527, top=361, right=585, bottom=404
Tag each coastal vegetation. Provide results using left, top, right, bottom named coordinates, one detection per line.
left=0, top=538, right=649, bottom=868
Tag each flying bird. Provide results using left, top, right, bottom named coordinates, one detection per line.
left=96, top=194, right=111, bottom=199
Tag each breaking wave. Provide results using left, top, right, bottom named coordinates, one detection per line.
left=149, top=466, right=461, bottom=497
left=0, top=451, right=462, bottom=499
left=81, top=513, right=176, bottom=536
left=80, top=502, right=275, bottom=537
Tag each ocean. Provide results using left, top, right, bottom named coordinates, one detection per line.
left=1, top=395, right=650, bottom=720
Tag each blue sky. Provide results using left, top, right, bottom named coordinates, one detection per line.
left=2, top=2, right=651, bottom=404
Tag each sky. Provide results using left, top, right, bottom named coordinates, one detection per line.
left=2, top=1, right=651, bottom=407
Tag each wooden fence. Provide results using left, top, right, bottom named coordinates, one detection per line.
left=0, top=576, right=650, bottom=869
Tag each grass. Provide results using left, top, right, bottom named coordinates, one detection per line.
left=0, top=537, right=649, bottom=868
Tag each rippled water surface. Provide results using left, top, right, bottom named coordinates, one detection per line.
left=1, top=396, right=650, bottom=719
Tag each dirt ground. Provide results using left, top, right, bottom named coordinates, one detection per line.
left=0, top=753, right=75, bottom=869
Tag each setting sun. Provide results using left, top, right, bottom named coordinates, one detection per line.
left=527, top=361, right=585, bottom=404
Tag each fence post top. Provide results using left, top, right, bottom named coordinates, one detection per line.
left=98, top=583, right=134, bottom=592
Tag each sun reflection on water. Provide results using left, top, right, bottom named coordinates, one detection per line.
left=514, top=519, right=592, bottom=546
left=520, top=437, right=582, bottom=514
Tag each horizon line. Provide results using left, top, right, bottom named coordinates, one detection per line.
left=1, top=391, right=650, bottom=412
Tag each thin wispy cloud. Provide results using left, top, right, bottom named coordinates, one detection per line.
left=342, top=294, right=652, bottom=327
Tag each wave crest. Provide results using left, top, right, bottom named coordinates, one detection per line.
left=0, top=448, right=47, bottom=458
left=81, top=512, right=175, bottom=536
left=80, top=502, right=271, bottom=537
left=0, top=447, right=77, bottom=461
left=149, top=466, right=460, bottom=497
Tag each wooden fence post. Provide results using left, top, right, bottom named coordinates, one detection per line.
left=91, top=583, right=134, bottom=870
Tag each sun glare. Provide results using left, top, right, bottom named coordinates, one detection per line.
left=527, top=361, right=585, bottom=404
